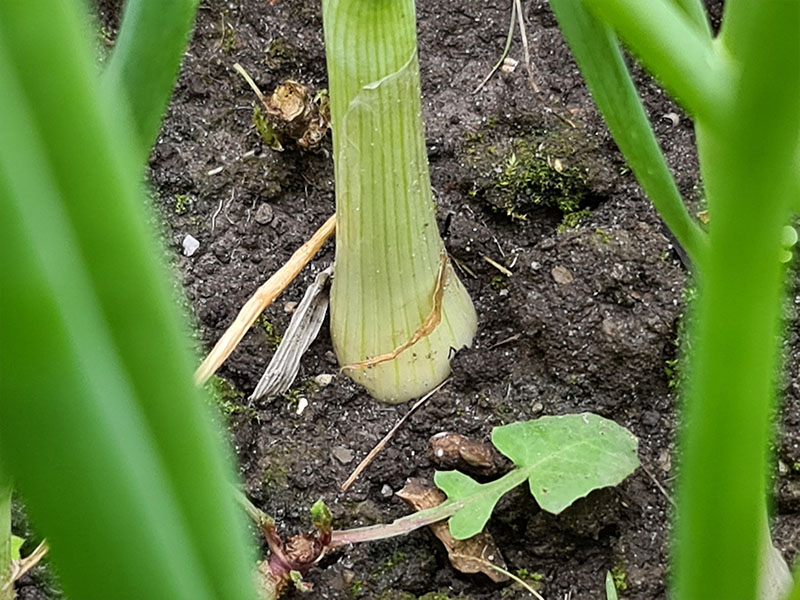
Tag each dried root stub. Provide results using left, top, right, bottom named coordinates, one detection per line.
left=255, top=80, right=330, bottom=151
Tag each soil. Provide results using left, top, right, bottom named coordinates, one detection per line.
left=19, top=1, right=800, bottom=599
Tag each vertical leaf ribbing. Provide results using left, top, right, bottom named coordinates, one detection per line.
left=323, top=0, right=476, bottom=402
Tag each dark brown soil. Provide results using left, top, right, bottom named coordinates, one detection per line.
left=20, top=1, right=800, bottom=599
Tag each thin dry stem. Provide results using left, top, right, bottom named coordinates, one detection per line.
left=515, top=0, right=540, bottom=93
left=340, top=378, right=450, bottom=491
left=194, top=215, right=335, bottom=385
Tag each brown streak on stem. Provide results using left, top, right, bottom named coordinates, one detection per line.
left=341, top=250, right=449, bottom=372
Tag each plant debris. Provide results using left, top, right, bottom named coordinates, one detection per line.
left=396, top=478, right=510, bottom=583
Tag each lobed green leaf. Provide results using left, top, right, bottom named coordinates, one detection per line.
left=436, top=414, right=639, bottom=540
left=492, top=414, right=639, bottom=514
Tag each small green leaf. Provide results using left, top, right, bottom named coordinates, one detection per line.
left=11, top=535, right=24, bottom=561
left=492, top=413, right=639, bottom=513
left=434, top=469, right=525, bottom=540
left=606, top=570, right=619, bottom=600
left=310, top=499, right=332, bottom=534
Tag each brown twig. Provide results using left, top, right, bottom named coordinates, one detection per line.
left=4, top=540, right=49, bottom=590
left=514, top=0, right=540, bottom=93
left=340, top=378, right=451, bottom=491
left=194, top=214, right=335, bottom=385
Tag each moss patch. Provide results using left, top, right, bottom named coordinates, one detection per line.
left=464, top=131, right=591, bottom=221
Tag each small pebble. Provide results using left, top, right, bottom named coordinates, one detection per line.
left=551, top=265, right=573, bottom=285
left=182, top=234, right=200, bottom=257
left=254, top=203, right=274, bottom=225
left=663, top=112, right=680, bottom=126
left=284, top=301, right=298, bottom=313
left=332, top=446, right=354, bottom=464
left=295, top=397, right=308, bottom=415
left=779, top=460, right=789, bottom=476
left=531, top=260, right=541, bottom=271
left=314, top=373, right=334, bottom=388
left=531, top=401, right=544, bottom=414
left=381, top=484, right=394, bottom=498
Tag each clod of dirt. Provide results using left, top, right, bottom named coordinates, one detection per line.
left=429, top=432, right=502, bottom=477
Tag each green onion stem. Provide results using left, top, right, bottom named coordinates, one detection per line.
left=322, top=0, right=477, bottom=402
left=585, top=0, right=727, bottom=122
left=101, top=0, right=200, bottom=162
left=674, top=3, right=800, bottom=599
left=0, top=472, right=11, bottom=600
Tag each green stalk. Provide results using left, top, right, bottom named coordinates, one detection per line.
left=584, top=0, right=728, bottom=122
left=549, top=1, right=708, bottom=266
left=0, top=2, right=255, bottom=598
left=671, top=0, right=711, bottom=38
left=101, top=0, right=200, bottom=162
left=0, top=470, right=11, bottom=600
left=322, top=0, right=477, bottom=402
left=675, top=3, right=800, bottom=598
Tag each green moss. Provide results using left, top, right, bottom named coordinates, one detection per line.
left=253, top=105, right=283, bottom=151
left=557, top=208, right=592, bottom=233
left=265, top=38, right=294, bottom=69
left=490, top=274, right=507, bottom=290
left=174, top=194, right=190, bottom=215
left=206, top=375, right=256, bottom=420
left=611, top=564, right=628, bottom=592
left=374, top=592, right=415, bottom=600
left=514, top=568, right=544, bottom=582
left=281, top=378, right=319, bottom=408
left=465, top=134, right=589, bottom=221
left=350, top=580, right=364, bottom=596
left=257, top=315, right=282, bottom=349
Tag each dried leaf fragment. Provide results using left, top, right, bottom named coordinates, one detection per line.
left=397, top=478, right=509, bottom=582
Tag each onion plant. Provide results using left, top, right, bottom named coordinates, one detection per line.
left=549, top=1, right=800, bottom=599
left=322, top=0, right=477, bottom=402
left=0, top=1, right=256, bottom=599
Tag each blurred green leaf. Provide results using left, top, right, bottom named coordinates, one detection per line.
left=0, top=2, right=255, bottom=599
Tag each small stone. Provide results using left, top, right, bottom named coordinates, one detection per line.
left=663, top=112, right=680, bottom=126
left=182, top=234, right=200, bottom=257
left=602, top=317, right=620, bottom=338
left=531, top=401, right=544, bottom=414
left=314, top=374, right=334, bottom=388
left=295, top=397, right=308, bottom=415
left=381, top=484, right=394, bottom=498
left=332, top=446, right=354, bottom=464
left=779, top=460, right=789, bottom=476
left=254, top=203, right=274, bottom=225
left=284, top=301, right=298, bottom=313
left=342, top=570, right=356, bottom=584
left=657, top=448, right=672, bottom=472
left=531, top=260, right=541, bottom=271
left=551, top=265, right=573, bottom=285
